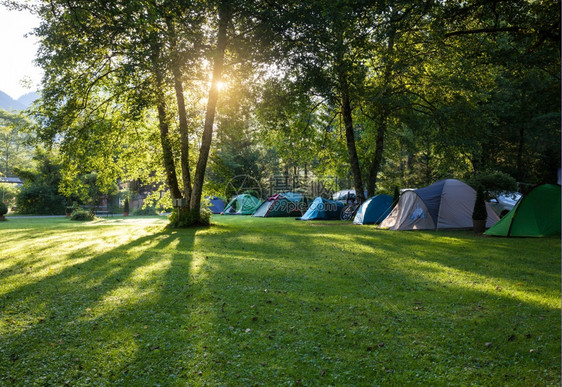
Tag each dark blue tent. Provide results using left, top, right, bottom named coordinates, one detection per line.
left=206, top=196, right=226, bottom=214
left=297, top=197, right=344, bottom=220
left=353, top=195, right=393, bottom=225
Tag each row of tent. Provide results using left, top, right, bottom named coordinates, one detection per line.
left=380, top=180, right=560, bottom=237
left=210, top=192, right=391, bottom=222
left=206, top=180, right=560, bottom=237
left=209, top=193, right=344, bottom=219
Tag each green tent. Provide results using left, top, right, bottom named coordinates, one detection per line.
left=223, top=194, right=262, bottom=215
left=485, top=184, right=560, bottom=237
left=253, top=192, right=308, bottom=217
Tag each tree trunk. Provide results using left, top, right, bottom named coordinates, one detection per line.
left=516, top=125, right=525, bottom=181
left=339, top=71, right=365, bottom=203
left=156, top=96, right=182, bottom=200
left=173, top=72, right=192, bottom=203
left=189, top=2, right=231, bottom=219
left=366, top=28, right=394, bottom=198
left=167, top=17, right=192, bottom=205
left=366, top=114, right=386, bottom=197
left=151, top=44, right=182, bottom=200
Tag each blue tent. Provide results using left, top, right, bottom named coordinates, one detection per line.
left=297, top=197, right=344, bottom=220
left=206, top=196, right=226, bottom=214
left=353, top=194, right=393, bottom=225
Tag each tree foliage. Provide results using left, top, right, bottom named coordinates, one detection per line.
left=256, top=0, right=559, bottom=194
left=15, top=148, right=66, bottom=215
left=0, top=109, right=34, bottom=177
left=18, top=0, right=560, bottom=219
left=0, top=201, right=7, bottom=216
left=30, top=0, right=284, bottom=226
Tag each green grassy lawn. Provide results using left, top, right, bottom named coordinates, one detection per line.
left=0, top=216, right=559, bottom=386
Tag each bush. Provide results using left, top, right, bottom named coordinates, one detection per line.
left=70, top=209, right=95, bottom=221
left=131, top=206, right=157, bottom=216
left=0, top=202, right=7, bottom=216
left=16, top=185, right=66, bottom=215
left=168, top=207, right=211, bottom=228
left=0, top=183, right=20, bottom=209
left=468, top=171, right=517, bottom=198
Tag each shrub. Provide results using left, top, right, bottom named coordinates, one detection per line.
left=131, top=206, right=157, bottom=216
left=0, top=183, right=20, bottom=209
left=70, top=209, right=95, bottom=221
left=472, top=187, right=487, bottom=221
left=0, top=202, right=7, bottom=216
left=468, top=171, right=517, bottom=198
left=16, top=185, right=66, bottom=215
left=168, top=207, right=211, bottom=228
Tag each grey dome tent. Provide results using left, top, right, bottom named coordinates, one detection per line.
left=380, top=179, right=499, bottom=230
left=353, top=194, right=393, bottom=225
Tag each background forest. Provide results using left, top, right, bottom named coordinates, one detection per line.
left=0, top=0, right=559, bottom=221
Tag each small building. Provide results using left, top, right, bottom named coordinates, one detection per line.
left=0, top=177, right=23, bottom=187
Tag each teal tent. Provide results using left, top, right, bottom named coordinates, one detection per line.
left=297, top=197, right=344, bottom=220
left=485, top=184, right=560, bottom=237
left=223, top=194, right=262, bottom=215
left=353, top=195, right=393, bottom=225
left=253, top=192, right=308, bottom=217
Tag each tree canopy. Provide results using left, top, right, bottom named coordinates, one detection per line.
left=0, top=109, right=34, bottom=177
left=10, top=0, right=559, bottom=222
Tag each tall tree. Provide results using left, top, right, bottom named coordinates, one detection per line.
left=263, top=1, right=435, bottom=198
left=262, top=0, right=378, bottom=201
left=30, top=0, right=276, bottom=226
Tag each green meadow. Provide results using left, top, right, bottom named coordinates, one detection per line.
left=0, top=216, right=559, bottom=386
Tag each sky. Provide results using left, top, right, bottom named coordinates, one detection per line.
left=0, top=5, right=43, bottom=100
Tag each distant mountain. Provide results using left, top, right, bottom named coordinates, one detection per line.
left=17, top=92, right=40, bottom=108
left=0, top=90, right=25, bottom=111
left=0, top=90, right=39, bottom=111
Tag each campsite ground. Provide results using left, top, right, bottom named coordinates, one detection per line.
left=0, top=216, right=560, bottom=385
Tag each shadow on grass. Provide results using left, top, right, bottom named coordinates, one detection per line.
left=0, top=226, right=202, bottom=385
left=0, top=217, right=559, bottom=385
left=180, top=220, right=560, bottom=385
left=351, top=230, right=560, bottom=295
left=0, top=221, right=164, bottom=290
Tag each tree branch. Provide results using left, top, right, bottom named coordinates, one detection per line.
left=445, top=26, right=522, bottom=38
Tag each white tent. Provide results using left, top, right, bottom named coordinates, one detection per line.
left=380, top=179, right=499, bottom=230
